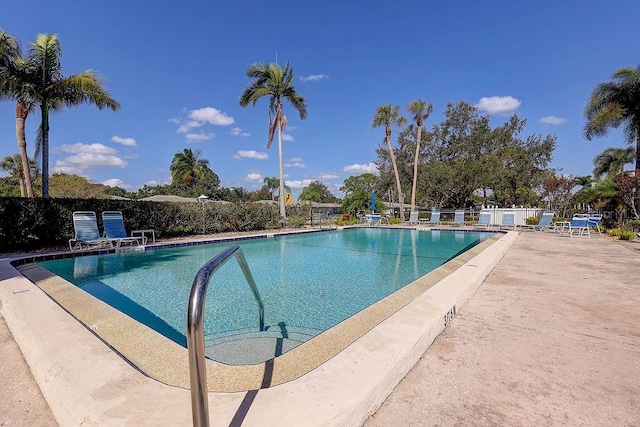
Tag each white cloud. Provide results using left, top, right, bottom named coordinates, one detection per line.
left=343, top=162, right=378, bottom=174
left=185, top=133, right=214, bottom=143
left=539, top=115, right=567, bottom=125
left=230, top=127, right=250, bottom=137
left=233, top=150, right=268, bottom=160
left=144, top=179, right=171, bottom=186
left=56, top=143, right=117, bottom=155
left=300, top=74, right=330, bottom=82
left=174, top=107, right=234, bottom=134
left=476, top=96, right=521, bottom=115
left=110, top=136, right=137, bottom=146
left=289, top=157, right=303, bottom=162
left=318, top=172, right=340, bottom=180
left=56, top=153, right=127, bottom=168
left=284, top=159, right=305, bottom=168
left=282, top=133, right=294, bottom=142
left=286, top=179, right=314, bottom=189
left=245, top=172, right=263, bottom=182
left=102, top=178, right=132, bottom=189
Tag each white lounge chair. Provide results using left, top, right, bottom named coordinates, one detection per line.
left=408, top=211, right=419, bottom=225
left=451, top=210, right=465, bottom=227
left=69, top=211, right=115, bottom=251
left=501, top=211, right=516, bottom=230
left=476, top=210, right=491, bottom=227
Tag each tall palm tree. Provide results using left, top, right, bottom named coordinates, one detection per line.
left=584, top=64, right=640, bottom=171
left=263, top=176, right=280, bottom=200
left=25, top=34, right=120, bottom=198
left=239, top=61, right=307, bottom=218
left=407, top=100, right=433, bottom=211
left=372, top=104, right=406, bottom=215
left=170, top=148, right=210, bottom=184
left=0, top=29, right=35, bottom=197
left=592, top=146, right=635, bottom=179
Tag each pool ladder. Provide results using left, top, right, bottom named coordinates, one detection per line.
left=186, top=245, right=264, bottom=427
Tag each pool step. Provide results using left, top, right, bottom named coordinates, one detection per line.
left=204, top=325, right=322, bottom=365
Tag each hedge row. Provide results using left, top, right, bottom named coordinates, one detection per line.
left=0, top=197, right=283, bottom=252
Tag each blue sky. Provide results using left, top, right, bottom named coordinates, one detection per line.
left=1, top=1, right=639, bottom=198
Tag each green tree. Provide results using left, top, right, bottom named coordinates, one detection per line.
left=406, top=100, right=433, bottom=211
left=48, top=173, right=110, bottom=198
left=584, top=64, right=640, bottom=171
left=592, top=147, right=635, bottom=179
left=170, top=148, right=210, bottom=184
left=541, top=172, right=575, bottom=218
left=372, top=104, right=406, bottom=215
left=26, top=34, right=120, bottom=198
left=0, top=28, right=35, bottom=197
left=0, top=154, right=26, bottom=196
left=263, top=176, right=279, bottom=200
left=299, top=180, right=338, bottom=203
left=340, top=173, right=381, bottom=213
left=239, top=61, right=307, bottom=219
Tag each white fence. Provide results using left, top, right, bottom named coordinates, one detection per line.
left=436, top=207, right=545, bottom=226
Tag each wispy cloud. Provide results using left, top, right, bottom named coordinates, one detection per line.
left=300, top=74, right=330, bottom=82
left=233, top=150, right=268, bottom=160
left=286, top=179, right=314, bottom=189
left=110, top=136, right=137, bottom=146
left=282, top=133, right=294, bottom=142
left=284, top=157, right=305, bottom=168
left=539, top=115, right=567, bottom=125
left=230, top=127, right=250, bottom=137
left=102, top=178, right=132, bottom=189
left=53, top=142, right=127, bottom=173
left=244, top=172, right=263, bottom=182
left=173, top=106, right=234, bottom=134
left=343, top=162, right=378, bottom=174
left=318, top=172, right=339, bottom=180
left=185, top=133, right=214, bottom=143
left=476, top=96, right=521, bottom=115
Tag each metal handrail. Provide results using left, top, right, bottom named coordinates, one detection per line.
left=186, top=245, right=264, bottom=427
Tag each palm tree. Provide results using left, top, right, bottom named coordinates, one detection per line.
left=592, top=147, right=635, bottom=179
left=372, top=104, right=406, bottom=215
left=239, top=61, right=307, bottom=218
left=584, top=64, right=640, bottom=171
left=0, top=29, right=36, bottom=197
left=263, top=176, right=280, bottom=200
left=0, top=154, right=26, bottom=196
left=25, top=34, right=120, bottom=198
left=170, top=148, right=210, bottom=184
left=406, top=100, right=433, bottom=211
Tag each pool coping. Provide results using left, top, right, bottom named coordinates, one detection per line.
left=0, top=228, right=517, bottom=426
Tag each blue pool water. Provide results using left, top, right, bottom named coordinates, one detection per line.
left=39, top=228, right=492, bottom=351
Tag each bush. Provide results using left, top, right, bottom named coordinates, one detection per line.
left=285, top=214, right=307, bottom=228
left=0, top=197, right=281, bottom=252
left=388, top=218, right=402, bottom=225
left=608, top=228, right=637, bottom=241
left=525, top=217, right=539, bottom=225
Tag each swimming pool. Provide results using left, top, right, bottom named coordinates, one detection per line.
left=38, top=228, right=492, bottom=365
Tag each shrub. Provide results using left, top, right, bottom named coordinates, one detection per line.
left=608, top=228, right=636, bottom=241
left=388, top=218, right=402, bottom=225
left=285, top=214, right=307, bottom=228
left=525, top=217, right=539, bottom=225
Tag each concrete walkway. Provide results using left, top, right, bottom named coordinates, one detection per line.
left=2, top=231, right=639, bottom=426
left=366, top=232, right=640, bottom=426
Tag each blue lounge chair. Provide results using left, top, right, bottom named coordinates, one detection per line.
left=102, top=211, right=146, bottom=247
left=451, top=210, right=465, bottom=227
left=422, top=211, right=441, bottom=225
left=477, top=210, right=491, bottom=227
left=587, top=213, right=603, bottom=235
left=69, top=211, right=115, bottom=251
left=501, top=211, right=516, bottom=230
left=562, top=214, right=591, bottom=238
left=522, top=212, right=555, bottom=232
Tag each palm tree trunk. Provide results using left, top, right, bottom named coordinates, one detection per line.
left=16, top=102, right=34, bottom=197
left=277, top=118, right=286, bottom=219
left=18, top=172, right=25, bottom=197
left=386, top=129, right=404, bottom=219
left=410, top=124, right=422, bottom=211
left=41, top=103, right=50, bottom=199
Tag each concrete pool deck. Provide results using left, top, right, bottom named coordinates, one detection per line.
left=2, top=229, right=639, bottom=425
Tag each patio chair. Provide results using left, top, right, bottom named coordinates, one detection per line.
left=69, top=211, right=115, bottom=251
left=476, top=210, right=491, bottom=227
left=424, top=211, right=441, bottom=225
left=522, top=212, right=555, bottom=232
left=561, top=214, right=591, bottom=238
left=500, top=211, right=516, bottom=230
left=587, top=213, right=603, bottom=235
left=408, top=211, right=419, bottom=225
left=102, top=211, right=146, bottom=247
left=451, top=210, right=465, bottom=227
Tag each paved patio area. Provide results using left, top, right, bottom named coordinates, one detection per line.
left=1, top=230, right=639, bottom=426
